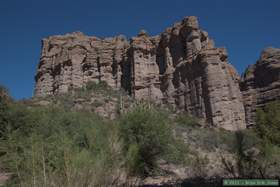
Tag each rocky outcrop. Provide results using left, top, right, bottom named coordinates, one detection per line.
left=155, top=18, right=245, bottom=130
left=35, top=32, right=129, bottom=96
left=241, top=47, right=280, bottom=127
left=34, top=16, right=246, bottom=130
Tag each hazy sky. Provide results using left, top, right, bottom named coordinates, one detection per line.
left=0, top=0, right=279, bottom=99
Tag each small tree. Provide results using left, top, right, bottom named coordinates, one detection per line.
left=0, top=85, right=10, bottom=137
left=256, top=101, right=280, bottom=146
left=119, top=104, right=186, bottom=176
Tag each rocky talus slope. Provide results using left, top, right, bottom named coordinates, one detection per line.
left=241, top=47, right=280, bottom=127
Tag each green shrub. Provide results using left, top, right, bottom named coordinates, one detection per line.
left=174, top=114, right=239, bottom=152
left=119, top=104, right=187, bottom=176
left=174, top=113, right=200, bottom=128
left=192, top=154, right=209, bottom=177
left=0, top=103, right=123, bottom=186
left=243, top=66, right=252, bottom=78
left=256, top=101, right=280, bottom=146
left=176, top=122, right=238, bottom=153
left=0, top=93, right=9, bottom=138
left=232, top=130, right=280, bottom=178
left=86, top=80, right=109, bottom=92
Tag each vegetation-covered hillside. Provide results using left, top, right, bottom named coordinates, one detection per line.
left=0, top=83, right=279, bottom=186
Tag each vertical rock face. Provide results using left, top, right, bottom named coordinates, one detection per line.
left=155, top=17, right=245, bottom=130
left=34, top=16, right=246, bottom=130
left=129, top=30, right=162, bottom=102
left=241, top=47, right=280, bottom=127
left=35, top=32, right=129, bottom=96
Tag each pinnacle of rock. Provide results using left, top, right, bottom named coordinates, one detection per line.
left=137, top=29, right=149, bottom=37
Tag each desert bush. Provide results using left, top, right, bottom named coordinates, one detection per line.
left=174, top=113, right=241, bottom=152
left=235, top=101, right=280, bottom=177
left=0, top=87, right=9, bottom=138
left=176, top=123, right=238, bottom=153
left=256, top=101, right=280, bottom=146
left=86, top=80, right=109, bottom=91
left=220, top=129, right=280, bottom=178
left=192, top=154, right=209, bottom=178
left=174, top=113, right=199, bottom=128
left=84, top=81, right=118, bottom=97
left=0, top=103, right=124, bottom=186
left=119, top=104, right=187, bottom=176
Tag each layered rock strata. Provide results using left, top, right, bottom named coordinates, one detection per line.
left=241, top=47, right=280, bottom=127
left=34, top=16, right=246, bottom=130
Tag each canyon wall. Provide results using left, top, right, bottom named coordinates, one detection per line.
left=34, top=16, right=247, bottom=130
left=241, top=47, right=280, bottom=127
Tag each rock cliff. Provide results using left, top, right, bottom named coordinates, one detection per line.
left=34, top=16, right=246, bottom=130
left=241, top=47, right=280, bottom=127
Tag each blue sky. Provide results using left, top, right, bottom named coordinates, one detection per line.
left=0, top=0, right=279, bottom=99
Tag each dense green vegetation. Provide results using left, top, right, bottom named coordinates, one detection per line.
left=256, top=101, right=280, bottom=146
left=0, top=83, right=279, bottom=186
left=0, top=104, right=118, bottom=186
left=0, top=86, right=9, bottom=138
left=173, top=104, right=280, bottom=178
left=219, top=101, right=280, bottom=178
left=0, top=84, right=188, bottom=186
left=119, top=105, right=188, bottom=176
